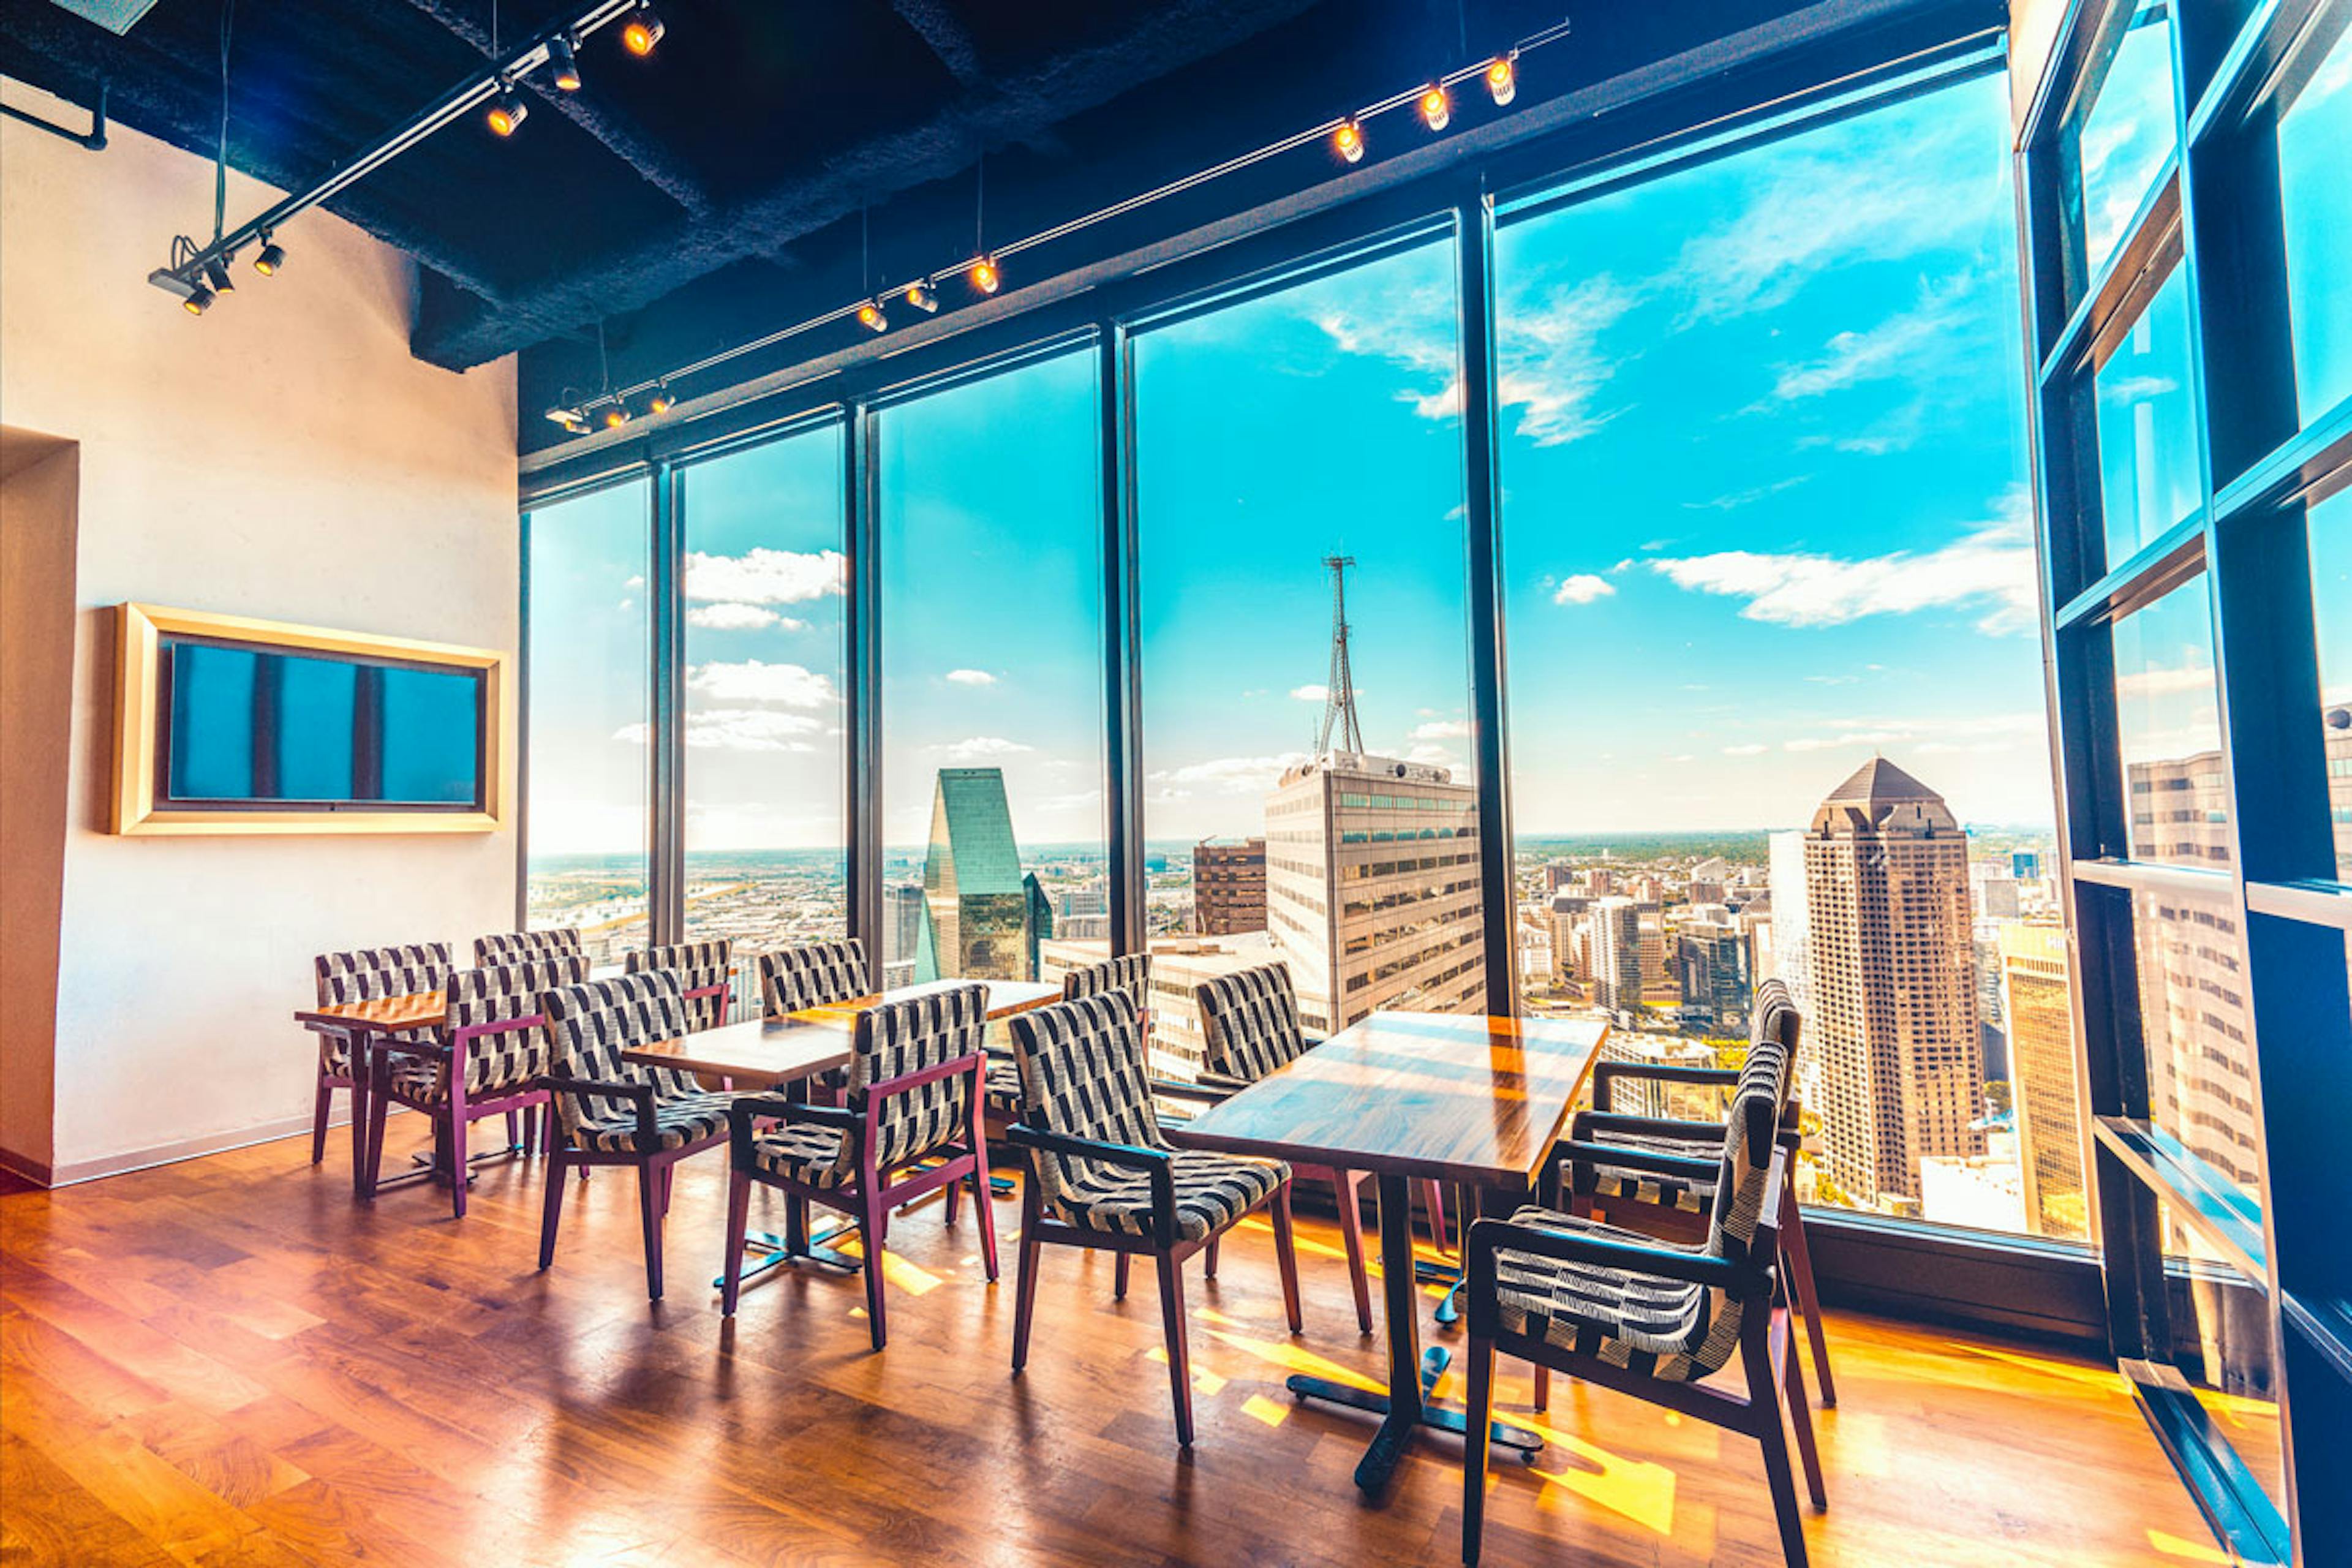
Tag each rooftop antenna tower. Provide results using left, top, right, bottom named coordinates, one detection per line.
left=1314, top=554, right=1366, bottom=758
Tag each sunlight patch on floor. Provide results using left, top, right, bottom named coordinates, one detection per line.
left=1197, top=1327, right=1385, bottom=1396
left=2146, top=1528, right=2231, bottom=1562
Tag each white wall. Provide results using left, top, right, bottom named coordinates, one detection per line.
left=0, top=82, right=519, bottom=1183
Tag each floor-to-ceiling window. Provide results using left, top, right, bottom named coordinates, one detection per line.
left=1493, top=67, right=2075, bottom=1241
left=1130, top=232, right=1483, bottom=1074
left=875, top=349, right=1106, bottom=987
left=522, top=480, right=652, bottom=965
left=677, top=424, right=850, bottom=960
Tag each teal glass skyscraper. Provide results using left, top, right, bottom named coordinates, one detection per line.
left=915, top=767, right=1036, bottom=982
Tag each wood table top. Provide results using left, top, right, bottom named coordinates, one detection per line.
left=788, top=976, right=1061, bottom=1025
left=1170, top=1011, right=1610, bottom=1188
left=293, top=992, right=445, bottom=1034
left=622, top=1016, right=856, bottom=1088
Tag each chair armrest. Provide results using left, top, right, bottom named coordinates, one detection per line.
left=1567, top=1110, right=1728, bottom=1145
left=1556, top=1139, right=1722, bottom=1182
left=1006, top=1123, right=1179, bottom=1246
left=1467, top=1215, right=1754, bottom=1296
left=1593, top=1060, right=1738, bottom=1110
left=1147, top=1077, right=1229, bottom=1106
left=537, top=1073, right=657, bottom=1145
left=866, top=1050, right=983, bottom=1105
left=726, top=1094, right=857, bottom=1163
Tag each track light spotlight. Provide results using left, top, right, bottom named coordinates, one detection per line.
left=858, top=300, right=889, bottom=333
left=548, top=33, right=582, bottom=91
left=904, top=277, right=939, bottom=314
left=252, top=233, right=285, bottom=276
left=620, top=1, right=665, bottom=56
left=202, top=256, right=235, bottom=295
left=970, top=256, right=1001, bottom=295
left=1419, top=85, right=1450, bottom=132
left=545, top=405, right=591, bottom=433
left=487, top=82, right=529, bottom=137
left=1334, top=118, right=1365, bottom=164
left=1485, top=53, right=1517, bottom=106
left=183, top=282, right=216, bottom=315
left=603, top=402, right=631, bottom=429
left=647, top=381, right=675, bottom=413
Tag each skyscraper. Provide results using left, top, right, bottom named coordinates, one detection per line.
left=914, top=767, right=1038, bottom=982
left=1766, top=828, right=1814, bottom=1028
left=1675, top=906, right=1750, bottom=1030
left=1803, top=758, right=1985, bottom=1212
left=1999, top=922, right=2088, bottom=1240
left=1587, top=895, right=1643, bottom=1014
left=1192, top=836, right=1267, bottom=934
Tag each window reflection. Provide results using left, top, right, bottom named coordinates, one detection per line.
left=2068, top=1, right=2178, bottom=285
left=2278, top=23, right=2352, bottom=424
left=2313, top=491, right=2352, bottom=882
left=2093, top=270, right=2202, bottom=568
left=2113, top=581, right=2230, bottom=868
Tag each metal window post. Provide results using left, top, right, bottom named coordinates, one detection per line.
left=845, top=401, right=884, bottom=956
left=1102, top=326, right=1147, bottom=959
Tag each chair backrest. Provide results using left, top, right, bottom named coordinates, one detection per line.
left=1741, top=978, right=1803, bottom=1108
left=760, top=938, right=871, bottom=1016
left=1005, top=992, right=1167, bottom=1213
left=473, top=929, right=582, bottom=967
left=445, top=955, right=588, bottom=1095
left=1675, top=1078, right=1785, bottom=1379
left=538, top=971, right=694, bottom=1138
left=315, top=942, right=451, bottom=1006
left=847, top=982, right=987, bottom=1172
left=1193, top=963, right=1308, bottom=1082
left=1060, top=952, right=1151, bottom=1016
left=627, top=940, right=734, bottom=1033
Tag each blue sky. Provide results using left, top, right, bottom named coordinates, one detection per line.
left=530, top=66, right=2081, bottom=858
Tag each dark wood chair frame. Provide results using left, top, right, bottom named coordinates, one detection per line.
left=533, top=1071, right=726, bottom=1301
left=1005, top=1120, right=1303, bottom=1447
left=1461, top=1147, right=1826, bottom=1566
left=719, top=1048, right=998, bottom=1350
left=363, top=1013, right=551, bottom=1218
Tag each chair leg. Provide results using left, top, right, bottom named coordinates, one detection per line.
left=1744, top=1322, right=1811, bottom=1568
left=1781, top=1187, right=1836, bottom=1408
left=636, top=1163, right=666, bottom=1302
left=361, top=1078, right=391, bottom=1201
left=971, top=1161, right=1000, bottom=1284
left=1461, top=1331, right=1495, bottom=1564
left=1205, top=1237, right=1219, bottom=1279
left=1332, top=1167, right=1374, bottom=1334
left=1156, top=1249, right=1194, bottom=1447
left=311, top=1074, right=333, bottom=1165
left=945, top=1172, right=962, bottom=1227
left=1781, top=1316, right=1828, bottom=1510
left=1268, top=1183, right=1303, bottom=1333
left=1532, top=1365, right=1549, bottom=1412
left=1011, top=1178, right=1042, bottom=1373
left=538, top=1151, right=569, bottom=1268
left=720, top=1170, right=752, bottom=1316
left=658, top=1162, right=674, bottom=1218
left=1425, top=1178, right=1450, bottom=1253
left=505, top=1109, right=520, bottom=1152
left=447, top=1112, right=469, bottom=1220
left=1114, top=1253, right=1130, bottom=1301
left=859, top=1184, right=891, bottom=1352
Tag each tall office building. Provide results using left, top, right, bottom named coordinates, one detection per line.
left=886, top=883, right=925, bottom=968
left=1260, top=557, right=1485, bottom=1035
left=1766, top=828, right=1814, bottom=1032
left=1675, top=907, right=1750, bottom=1030
left=1999, top=922, right=2087, bottom=1240
left=1192, top=837, right=1267, bottom=934
left=1546, top=891, right=1592, bottom=984
left=914, top=767, right=1038, bottom=983
left=1587, top=895, right=1644, bottom=1014
left=1804, top=758, right=1985, bottom=1212
left=2127, top=748, right=2233, bottom=867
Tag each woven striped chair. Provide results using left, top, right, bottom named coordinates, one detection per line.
left=627, top=939, right=735, bottom=1034
left=473, top=928, right=583, bottom=967
left=984, top=952, right=1152, bottom=1121
left=364, top=956, right=586, bottom=1217
left=758, top=938, right=872, bottom=1014
left=310, top=943, right=450, bottom=1167
left=1461, top=1074, right=1825, bottom=1566
left=537, top=971, right=737, bottom=1300
left=1540, top=980, right=1833, bottom=1407
left=1193, top=963, right=1451, bottom=1333
left=721, top=983, right=997, bottom=1349
left=1003, top=991, right=1300, bottom=1446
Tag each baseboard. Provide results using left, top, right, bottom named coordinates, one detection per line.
left=35, top=1105, right=414, bottom=1189
left=0, top=1145, right=55, bottom=1188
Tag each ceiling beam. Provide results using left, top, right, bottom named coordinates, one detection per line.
left=412, top=0, right=1322, bottom=369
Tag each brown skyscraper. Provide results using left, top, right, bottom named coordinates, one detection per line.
left=1804, top=758, right=1985, bottom=1211
left=1192, top=836, right=1267, bottom=934
left=1999, top=922, right=2088, bottom=1240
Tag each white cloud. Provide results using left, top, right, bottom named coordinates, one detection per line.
left=944, top=668, right=998, bottom=687
left=685, top=658, right=839, bottom=709
left=1495, top=275, right=1644, bottom=446
left=1550, top=573, right=1616, bottom=606
left=1412, top=718, right=1471, bottom=740
left=1291, top=684, right=1330, bottom=703
left=938, top=736, right=1034, bottom=763
left=1683, top=477, right=1811, bottom=512
left=1148, top=752, right=1308, bottom=798
left=1777, top=712, right=2045, bottom=755
left=1403, top=743, right=1461, bottom=769
left=614, top=709, right=825, bottom=753
left=685, top=601, right=805, bottom=633
left=1645, top=488, right=2038, bottom=635
left=1722, top=744, right=1770, bottom=756
left=683, top=547, right=846, bottom=606
left=1769, top=276, right=1978, bottom=402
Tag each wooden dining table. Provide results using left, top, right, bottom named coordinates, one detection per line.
left=619, top=974, right=1062, bottom=1286
left=1170, top=1009, right=1608, bottom=1498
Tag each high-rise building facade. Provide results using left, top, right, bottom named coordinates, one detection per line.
left=1766, top=827, right=1814, bottom=1031
left=1803, top=758, right=1985, bottom=1212
left=1263, top=753, right=1484, bottom=1034
left=1999, top=922, right=2087, bottom=1240
left=1675, top=907, right=1751, bottom=1030
left=915, top=767, right=1038, bottom=982
left=1587, top=895, right=1643, bottom=1014
left=1193, top=836, right=1268, bottom=934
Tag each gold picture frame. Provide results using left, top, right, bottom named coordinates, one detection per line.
left=111, top=603, right=509, bottom=837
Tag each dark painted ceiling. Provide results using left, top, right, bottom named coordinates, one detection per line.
left=4, top=0, right=1877, bottom=448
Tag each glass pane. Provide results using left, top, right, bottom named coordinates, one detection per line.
left=2278, top=23, right=2352, bottom=424
left=2313, top=489, right=2352, bottom=881
left=2066, top=1, right=2179, bottom=286
left=679, top=426, right=850, bottom=961
left=1130, top=235, right=1484, bottom=1074
left=524, top=481, right=652, bottom=966
left=2161, top=1221, right=2288, bottom=1517
left=2113, top=579, right=2231, bottom=869
left=2092, top=268, right=2202, bottom=568
left=2134, top=881, right=2260, bottom=1204
left=880, top=351, right=1104, bottom=988
left=1494, top=72, right=2067, bottom=1238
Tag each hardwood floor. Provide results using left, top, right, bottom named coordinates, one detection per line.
left=1, top=1124, right=2217, bottom=1567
